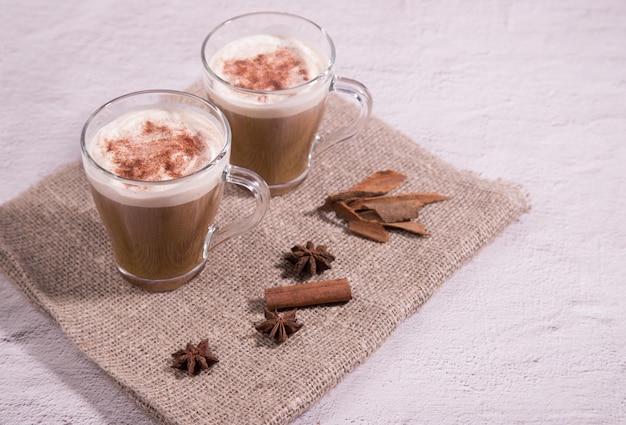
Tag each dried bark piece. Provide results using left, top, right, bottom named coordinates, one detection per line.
left=318, top=169, right=449, bottom=242
left=350, top=193, right=450, bottom=223
left=383, top=221, right=430, bottom=236
left=355, top=199, right=422, bottom=223
left=332, top=201, right=361, bottom=221
left=355, top=209, right=382, bottom=221
left=319, top=170, right=407, bottom=211
left=348, top=218, right=390, bottom=243
left=332, top=201, right=390, bottom=242
left=349, top=192, right=450, bottom=211
left=347, top=169, right=408, bottom=194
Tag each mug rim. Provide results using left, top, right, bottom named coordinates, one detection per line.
left=80, top=89, right=231, bottom=187
left=200, top=11, right=336, bottom=96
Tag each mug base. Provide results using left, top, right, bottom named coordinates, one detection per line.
left=118, top=261, right=206, bottom=292
left=269, top=167, right=310, bottom=196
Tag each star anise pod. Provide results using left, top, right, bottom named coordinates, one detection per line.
left=171, top=339, right=219, bottom=375
left=285, top=241, right=335, bottom=275
left=255, top=309, right=303, bottom=343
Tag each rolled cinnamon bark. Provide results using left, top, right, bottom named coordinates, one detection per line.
left=264, top=278, right=352, bottom=310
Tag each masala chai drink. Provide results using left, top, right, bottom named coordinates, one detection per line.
left=81, top=90, right=270, bottom=291
left=201, top=12, right=372, bottom=195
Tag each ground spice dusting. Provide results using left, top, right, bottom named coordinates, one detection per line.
left=222, top=47, right=310, bottom=91
left=103, top=120, right=207, bottom=181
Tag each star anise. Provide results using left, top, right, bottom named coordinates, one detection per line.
left=285, top=241, right=335, bottom=275
left=255, top=309, right=303, bottom=343
left=171, top=339, right=219, bottom=375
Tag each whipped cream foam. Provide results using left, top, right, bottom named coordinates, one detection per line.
left=90, top=108, right=220, bottom=181
left=207, top=35, right=329, bottom=117
left=85, top=108, right=227, bottom=207
left=210, top=34, right=325, bottom=91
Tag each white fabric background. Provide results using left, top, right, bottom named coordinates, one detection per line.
left=1, top=0, right=624, bottom=424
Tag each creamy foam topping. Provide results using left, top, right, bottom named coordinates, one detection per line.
left=90, top=109, right=221, bottom=181
left=210, top=35, right=326, bottom=92
left=206, top=35, right=329, bottom=117
left=85, top=108, right=226, bottom=207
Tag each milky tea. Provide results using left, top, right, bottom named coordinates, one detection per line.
left=81, top=91, right=270, bottom=291
left=202, top=13, right=372, bottom=195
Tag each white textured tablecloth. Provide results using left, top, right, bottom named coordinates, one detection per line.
left=1, top=1, right=624, bottom=424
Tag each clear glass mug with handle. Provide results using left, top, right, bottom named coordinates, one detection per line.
left=201, top=12, right=373, bottom=196
left=81, top=90, right=270, bottom=291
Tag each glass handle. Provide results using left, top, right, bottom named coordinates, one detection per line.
left=205, top=165, right=270, bottom=252
left=313, top=76, right=373, bottom=158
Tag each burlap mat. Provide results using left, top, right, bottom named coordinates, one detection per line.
left=0, top=84, right=529, bottom=425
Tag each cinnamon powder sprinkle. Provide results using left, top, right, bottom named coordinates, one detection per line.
left=222, top=47, right=310, bottom=91
left=103, top=120, right=207, bottom=181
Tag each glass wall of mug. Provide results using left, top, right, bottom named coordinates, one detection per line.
left=81, top=90, right=270, bottom=291
left=201, top=12, right=372, bottom=196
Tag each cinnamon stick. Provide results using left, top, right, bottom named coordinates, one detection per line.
left=265, top=278, right=352, bottom=310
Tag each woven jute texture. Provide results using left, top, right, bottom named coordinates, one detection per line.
left=0, top=87, right=529, bottom=425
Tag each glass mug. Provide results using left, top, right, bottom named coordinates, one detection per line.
left=201, top=12, right=373, bottom=196
left=81, top=90, right=270, bottom=291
